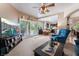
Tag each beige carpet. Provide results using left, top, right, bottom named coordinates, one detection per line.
left=6, top=35, right=50, bottom=56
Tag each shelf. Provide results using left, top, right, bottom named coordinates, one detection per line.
left=0, top=35, right=22, bottom=56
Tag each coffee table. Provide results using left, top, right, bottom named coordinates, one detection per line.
left=34, top=41, right=64, bottom=56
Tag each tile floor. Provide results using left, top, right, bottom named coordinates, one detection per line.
left=5, top=33, right=77, bottom=56
left=6, top=35, right=50, bottom=56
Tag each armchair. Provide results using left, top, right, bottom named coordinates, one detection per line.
left=51, top=29, right=70, bottom=44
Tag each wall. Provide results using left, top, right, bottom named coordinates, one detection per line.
left=57, top=4, right=79, bottom=29
left=64, top=4, right=79, bottom=29
left=70, top=11, right=79, bottom=18
left=57, top=13, right=67, bottom=29
left=0, top=3, right=19, bottom=23
left=64, top=4, right=79, bottom=18
left=0, top=3, right=37, bottom=23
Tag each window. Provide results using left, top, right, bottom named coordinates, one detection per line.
left=30, top=21, right=38, bottom=36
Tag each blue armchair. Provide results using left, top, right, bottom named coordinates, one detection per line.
left=51, top=29, right=70, bottom=44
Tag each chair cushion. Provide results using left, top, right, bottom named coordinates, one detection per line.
left=59, top=29, right=70, bottom=37
left=59, top=29, right=67, bottom=37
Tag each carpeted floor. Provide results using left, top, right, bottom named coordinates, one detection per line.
left=6, top=35, right=50, bottom=56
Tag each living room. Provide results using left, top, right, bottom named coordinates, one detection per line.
left=0, top=3, right=79, bottom=56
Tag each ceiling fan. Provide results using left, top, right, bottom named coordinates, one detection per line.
left=33, top=3, right=55, bottom=14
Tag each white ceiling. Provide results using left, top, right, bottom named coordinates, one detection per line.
left=11, top=3, right=74, bottom=18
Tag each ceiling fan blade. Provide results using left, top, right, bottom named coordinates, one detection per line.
left=46, top=3, right=55, bottom=7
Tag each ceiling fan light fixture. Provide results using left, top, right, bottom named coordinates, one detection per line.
left=40, top=7, right=49, bottom=14
left=44, top=7, right=49, bottom=12
left=33, top=3, right=55, bottom=14
left=38, top=3, right=55, bottom=14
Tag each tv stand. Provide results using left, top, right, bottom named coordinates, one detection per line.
left=0, top=35, right=22, bottom=56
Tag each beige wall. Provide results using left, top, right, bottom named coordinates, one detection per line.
left=0, top=3, right=37, bottom=23
left=0, top=3, right=19, bottom=23
left=64, top=4, right=79, bottom=18
left=58, top=4, right=79, bottom=29
left=63, top=4, right=79, bottom=29
left=70, top=11, right=79, bottom=18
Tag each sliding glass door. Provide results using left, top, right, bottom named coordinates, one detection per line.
left=38, top=21, right=44, bottom=30
left=19, top=20, right=27, bottom=36
left=29, top=21, right=38, bottom=36
left=19, top=19, right=44, bottom=38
